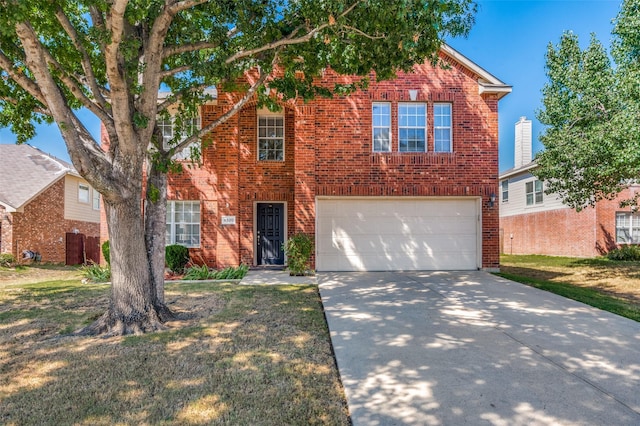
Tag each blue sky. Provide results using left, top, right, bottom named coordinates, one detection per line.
left=0, top=0, right=623, bottom=172
left=447, top=0, right=621, bottom=171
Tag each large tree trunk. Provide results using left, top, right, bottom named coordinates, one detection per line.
left=144, top=162, right=175, bottom=321
left=79, top=198, right=166, bottom=336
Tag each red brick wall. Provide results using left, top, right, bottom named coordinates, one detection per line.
left=166, top=51, right=502, bottom=269
left=500, top=188, right=640, bottom=258
left=595, top=187, right=640, bottom=254
left=500, top=208, right=598, bottom=257
left=6, top=178, right=99, bottom=263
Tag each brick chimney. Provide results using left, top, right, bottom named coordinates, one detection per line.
left=514, top=116, right=532, bottom=168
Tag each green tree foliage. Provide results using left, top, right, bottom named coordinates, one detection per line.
left=535, top=0, right=640, bottom=210
left=0, top=0, right=476, bottom=334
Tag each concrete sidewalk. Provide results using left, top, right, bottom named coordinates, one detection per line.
left=319, top=271, right=640, bottom=425
left=239, top=268, right=317, bottom=285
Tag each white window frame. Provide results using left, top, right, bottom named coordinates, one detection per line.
left=372, top=102, right=391, bottom=152
left=526, top=180, right=544, bottom=206
left=257, top=109, right=285, bottom=161
left=92, top=189, right=100, bottom=210
left=501, top=180, right=509, bottom=203
left=615, top=212, right=640, bottom=244
left=159, top=116, right=201, bottom=161
left=166, top=201, right=201, bottom=248
left=398, top=103, right=427, bottom=152
left=78, top=183, right=90, bottom=204
left=434, top=103, right=452, bottom=152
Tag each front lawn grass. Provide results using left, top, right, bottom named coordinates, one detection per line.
left=0, top=279, right=349, bottom=425
left=499, top=254, right=640, bottom=322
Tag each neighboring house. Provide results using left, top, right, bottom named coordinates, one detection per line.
left=0, top=144, right=101, bottom=264
left=499, top=117, right=639, bottom=257
left=104, top=44, right=511, bottom=271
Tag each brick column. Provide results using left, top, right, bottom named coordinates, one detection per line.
left=215, top=104, right=241, bottom=267
left=293, top=104, right=317, bottom=247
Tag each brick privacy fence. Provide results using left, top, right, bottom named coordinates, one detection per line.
left=0, top=179, right=99, bottom=263
left=500, top=188, right=639, bottom=257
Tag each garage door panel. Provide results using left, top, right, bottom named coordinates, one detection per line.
left=316, top=198, right=479, bottom=271
left=328, top=233, right=475, bottom=251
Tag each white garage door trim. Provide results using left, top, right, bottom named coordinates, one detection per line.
left=316, top=196, right=481, bottom=271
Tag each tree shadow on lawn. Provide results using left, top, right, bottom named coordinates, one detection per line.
left=498, top=265, right=570, bottom=282
left=0, top=283, right=349, bottom=425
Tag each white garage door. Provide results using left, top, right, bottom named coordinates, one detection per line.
left=316, top=198, right=479, bottom=271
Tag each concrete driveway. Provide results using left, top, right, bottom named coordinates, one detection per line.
left=318, top=271, right=640, bottom=426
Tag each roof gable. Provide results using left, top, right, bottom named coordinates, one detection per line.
left=0, top=144, right=77, bottom=211
left=441, top=44, right=512, bottom=99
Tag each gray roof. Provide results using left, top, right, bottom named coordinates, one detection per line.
left=499, top=161, right=538, bottom=180
left=0, top=144, right=77, bottom=211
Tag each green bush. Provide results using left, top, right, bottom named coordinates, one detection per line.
left=80, top=262, right=111, bottom=283
left=0, top=253, right=15, bottom=267
left=606, top=245, right=640, bottom=261
left=282, top=233, right=314, bottom=276
left=165, top=244, right=190, bottom=273
left=102, top=240, right=110, bottom=265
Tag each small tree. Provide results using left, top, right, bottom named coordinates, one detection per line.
left=283, top=233, right=314, bottom=276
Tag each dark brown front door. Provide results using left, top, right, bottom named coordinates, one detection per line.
left=257, top=203, right=285, bottom=265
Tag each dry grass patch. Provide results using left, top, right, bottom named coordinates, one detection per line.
left=499, top=254, right=640, bottom=320
left=0, top=278, right=349, bottom=425
left=500, top=254, right=640, bottom=302
left=0, top=264, right=82, bottom=286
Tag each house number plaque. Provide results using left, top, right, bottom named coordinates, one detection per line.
left=221, top=215, right=236, bottom=225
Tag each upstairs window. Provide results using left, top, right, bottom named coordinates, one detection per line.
left=501, top=180, right=509, bottom=203
left=92, top=189, right=100, bottom=210
left=166, top=201, right=200, bottom=248
left=398, top=103, right=426, bottom=152
left=372, top=102, right=391, bottom=152
left=616, top=212, right=640, bottom=244
left=78, top=183, right=90, bottom=204
left=526, top=180, right=543, bottom=206
left=434, top=103, right=452, bottom=152
left=258, top=113, right=285, bottom=161
left=159, top=116, right=201, bottom=160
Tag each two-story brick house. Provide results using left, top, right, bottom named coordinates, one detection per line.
left=499, top=117, right=639, bottom=257
left=0, top=144, right=101, bottom=264
left=159, top=44, right=510, bottom=272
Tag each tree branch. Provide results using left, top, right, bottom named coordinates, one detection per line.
left=0, top=96, right=51, bottom=116
left=159, top=64, right=191, bottom=79
left=156, top=81, right=215, bottom=112
left=163, top=40, right=221, bottom=59
left=224, top=0, right=363, bottom=64
left=15, top=21, right=113, bottom=194
left=0, top=50, right=47, bottom=105
left=167, top=0, right=209, bottom=13
left=39, top=47, right=114, bottom=129
left=341, top=25, right=385, bottom=40
left=54, top=7, right=109, bottom=110
left=171, top=66, right=271, bottom=156
left=103, top=0, right=129, bottom=105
